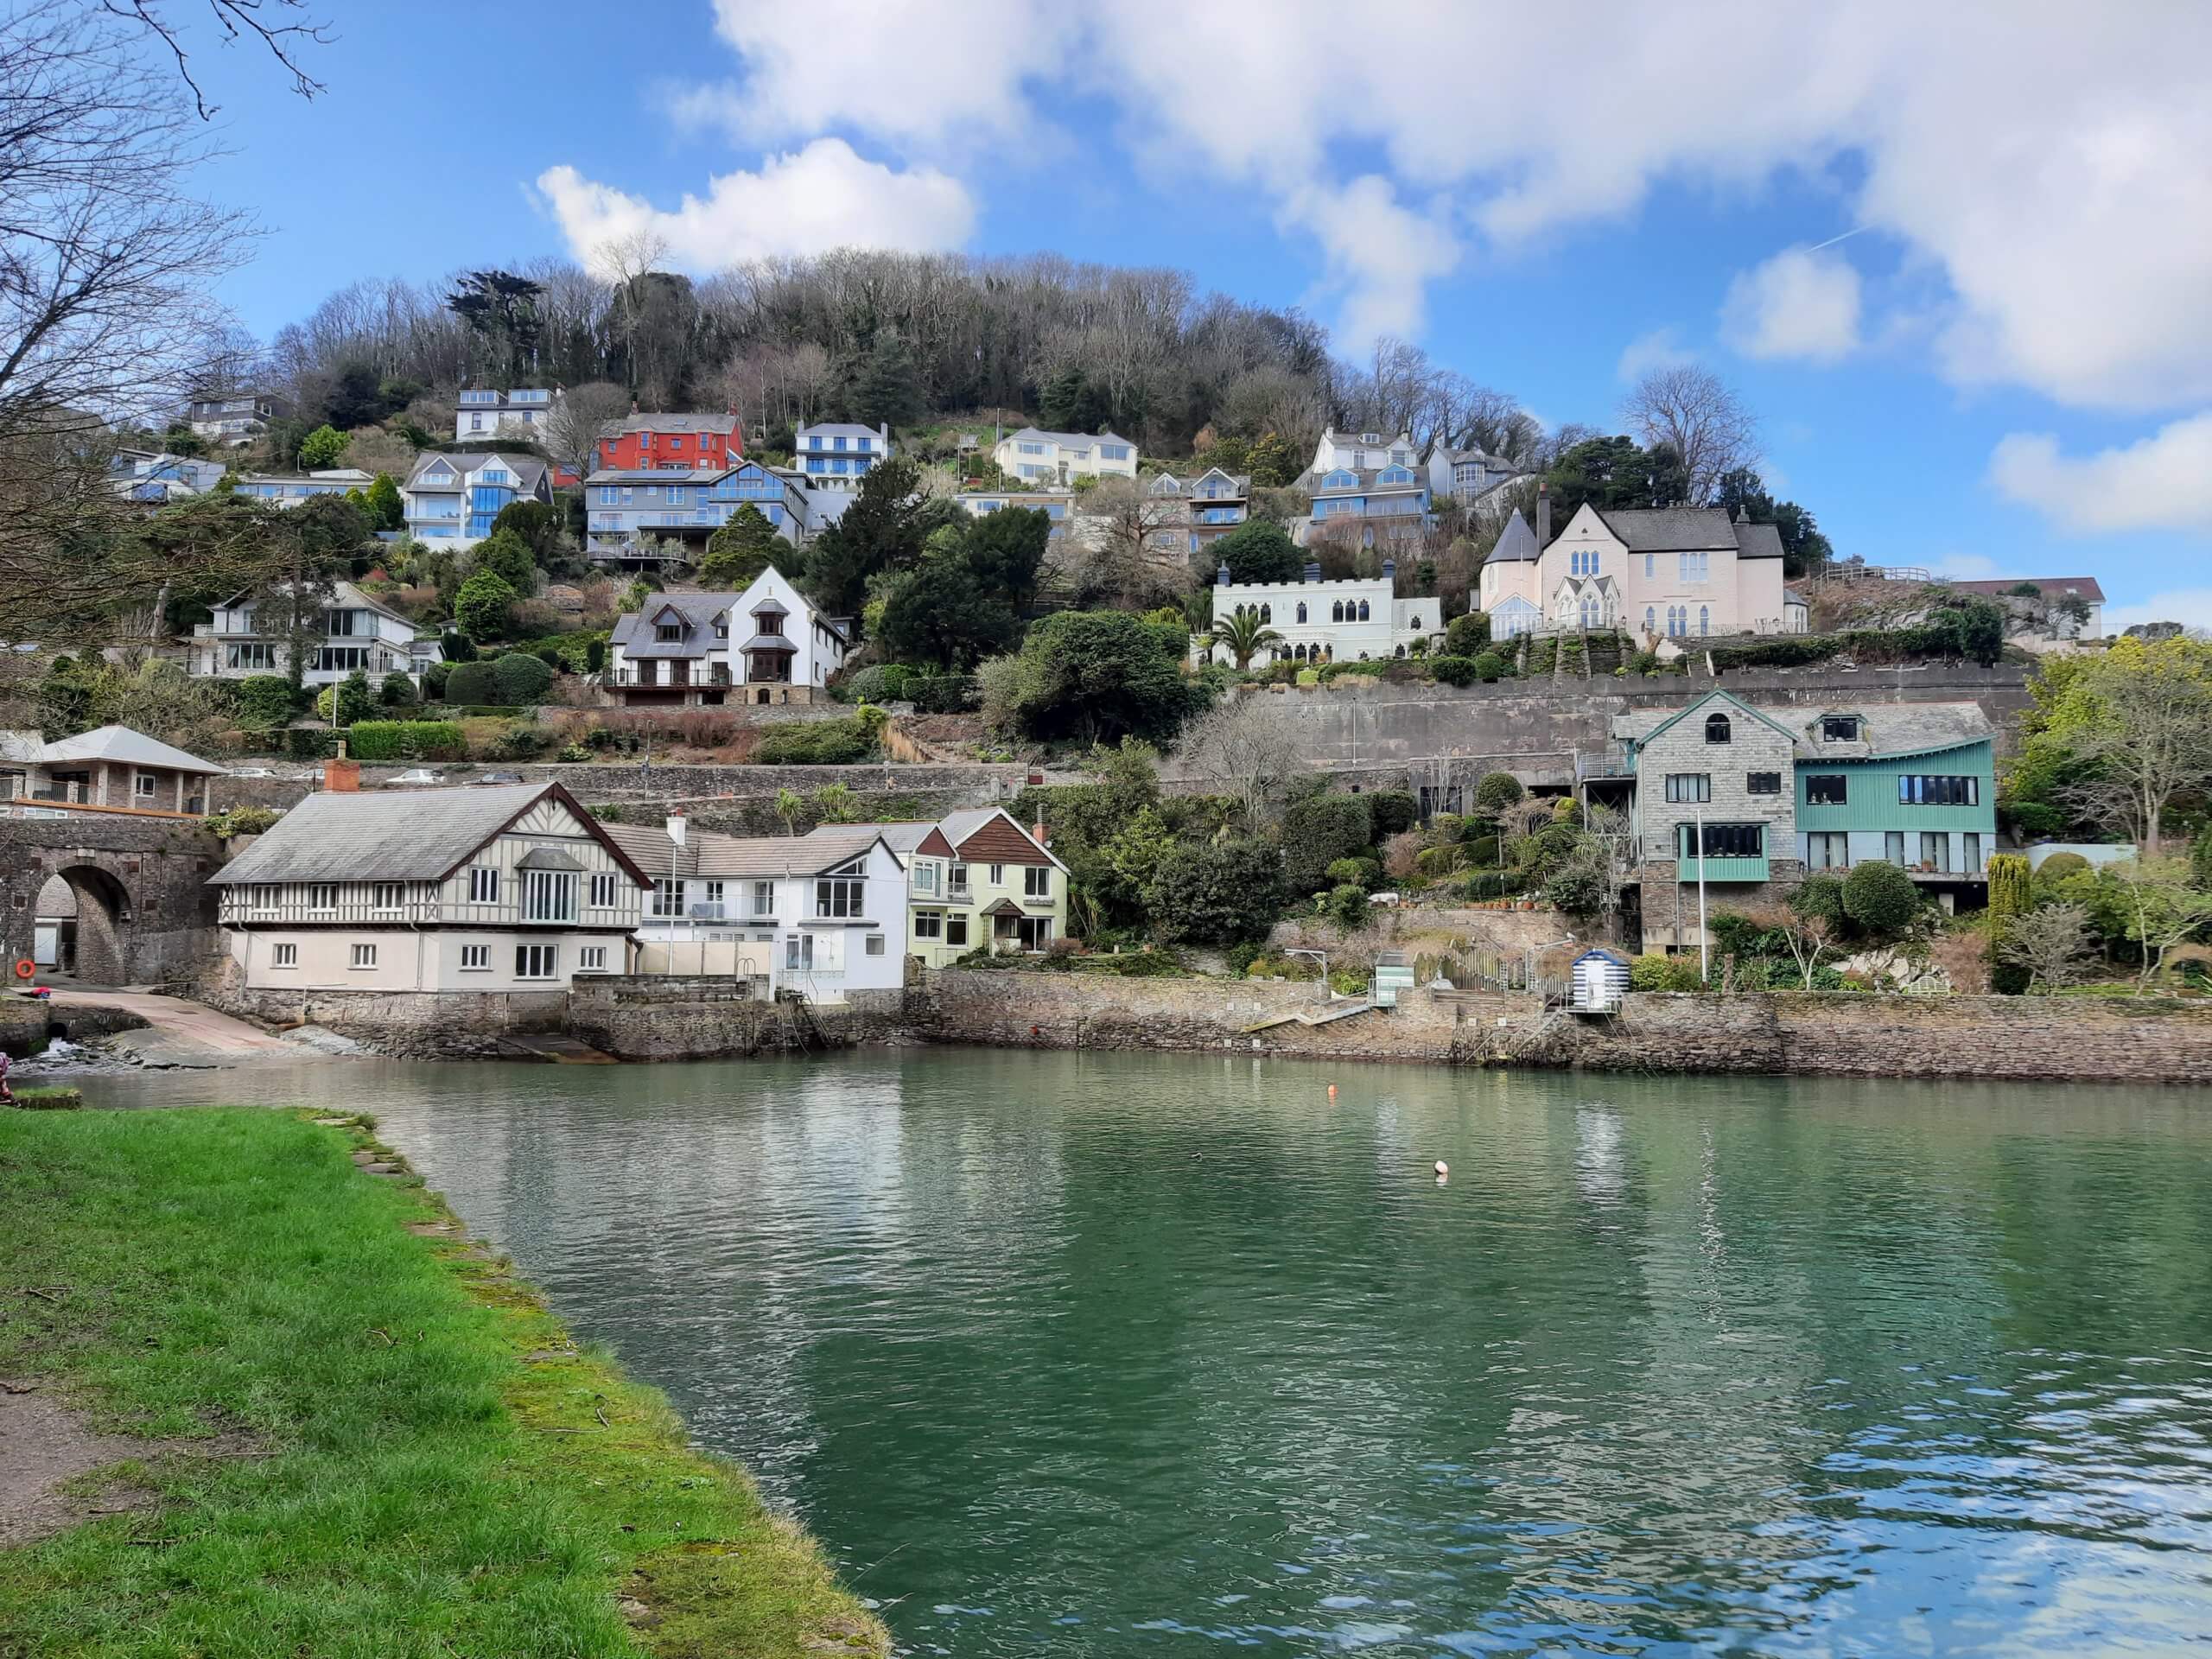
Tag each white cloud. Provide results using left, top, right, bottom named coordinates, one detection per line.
left=1987, top=413, right=2212, bottom=534
left=1931, top=553, right=2001, bottom=580
left=2105, top=589, right=2212, bottom=635
left=1616, top=327, right=1694, bottom=382
left=1721, top=246, right=1862, bottom=363
left=609, top=2, right=2212, bottom=401
left=533, top=141, right=975, bottom=270
left=1277, top=177, right=1459, bottom=344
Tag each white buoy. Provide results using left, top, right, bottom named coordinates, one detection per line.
left=1433, top=1160, right=1449, bottom=1177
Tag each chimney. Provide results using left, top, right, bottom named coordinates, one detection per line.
left=1033, top=815, right=1048, bottom=848
left=1382, top=556, right=1396, bottom=582
left=1216, top=561, right=1230, bottom=587
left=667, top=808, right=686, bottom=848
left=1735, top=503, right=1751, bottom=524
left=1303, top=561, right=1321, bottom=582
left=323, top=755, right=360, bottom=793
left=1536, top=480, right=1551, bottom=545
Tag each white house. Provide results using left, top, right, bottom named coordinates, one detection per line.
left=1423, top=441, right=1523, bottom=505
left=804, top=809, right=1068, bottom=967
left=583, top=459, right=812, bottom=564
left=232, top=468, right=376, bottom=507
left=993, top=426, right=1139, bottom=485
left=600, top=816, right=907, bottom=1003
left=1197, top=559, right=1444, bottom=666
left=208, top=781, right=649, bottom=994
left=454, top=388, right=553, bottom=441
left=793, top=422, right=893, bottom=498
left=402, top=451, right=551, bottom=550
left=109, top=450, right=227, bottom=505
left=188, top=579, right=439, bottom=688
left=953, top=490, right=1076, bottom=546
left=1476, top=493, right=1790, bottom=641
left=1312, top=428, right=1415, bottom=474
left=604, top=566, right=848, bottom=707
left=185, top=391, right=291, bottom=445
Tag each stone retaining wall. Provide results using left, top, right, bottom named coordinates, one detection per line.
left=1542, top=991, right=2212, bottom=1084
left=207, top=983, right=570, bottom=1059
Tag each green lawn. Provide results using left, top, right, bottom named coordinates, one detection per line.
left=0, top=1109, right=886, bottom=1658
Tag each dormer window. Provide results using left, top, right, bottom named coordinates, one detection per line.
left=1821, top=715, right=1860, bottom=742
left=1705, top=713, right=1732, bottom=744
left=714, top=616, right=729, bottom=639
left=754, top=610, right=785, bottom=637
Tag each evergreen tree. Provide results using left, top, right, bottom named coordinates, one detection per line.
left=849, top=334, right=924, bottom=429
left=801, top=456, right=930, bottom=616
left=472, top=527, right=537, bottom=596
left=297, top=423, right=349, bottom=470
left=362, top=474, right=405, bottom=532
left=699, top=505, right=784, bottom=589
left=1987, top=852, right=2034, bottom=994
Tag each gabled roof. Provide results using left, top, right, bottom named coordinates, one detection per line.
left=1796, top=702, right=1992, bottom=762
left=1296, top=464, right=1425, bottom=495
left=219, top=578, right=410, bottom=631
left=1002, top=425, right=1131, bottom=449
left=801, top=822, right=938, bottom=856
left=795, top=422, right=889, bottom=441
left=209, top=783, right=646, bottom=887
left=1487, top=508, right=1540, bottom=563
left=405, top=452, right=546, bottom=492
left=1583, top=506, right=1740, bottom=553
left=1615, top=690, right=1802, bottom=751
left=34, top=725, right=228, bottom=775
left=1943, top=575, right=2107, bottom=603
left=941, top=806, right=1067, bottom=872
left=617, top=411, right=741, bottom=435
left=607, top=591, right=743, bottom=657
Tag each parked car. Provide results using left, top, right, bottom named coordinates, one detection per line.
left=387, top=769, right=445, bottom=785
left=474, top=770, right=525, bottom=785
left=232, top=766, right=276, bottom=779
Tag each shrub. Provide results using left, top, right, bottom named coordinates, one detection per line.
left=1987, top=852, right=2035, bottom=992
left=346, top=720, right=467, bottom=762
left=1316, top=658, right=1390, bottom=683
left=1429, top=655, right=1480, bottom=687
left=1468, top=834, right=1501, bottom=867
left=1323, top=883, right=1369, bottom=929
left=1224, top=940, right=1265, bottom=977
left=1325, top=856, right=1382, bottom=890
left=285, top=728, right=340, bottom=760
left=490, top=652, right=554, bottom=706
left=1473, top=771, right=1526, bottom=817
left=1841, top=859, right=1921, bottom=936
left=1415, top=844, right=1463, bottom=877
left=423, top=660, right=454, bottom=699
left=1460, top=869, right=1526, bottom=901
left=1469, top=651, right=1509, bottom=682
left=1630, top=953, right=1705, bottom=991
left=235, top=676, right=297, bottom=728
left=585, top=639, right=606, bottom=673
left=204, top=805, right=280, bottom=838
left=907, top=673, right=976, bottom=713
left=753, top=717, right=877, bottom=765
left=1428, top=813, right=1465, bottom=845
left=1790, top=873, right=1846, bottom=922
left=441, top=631, right=476, bottom=664
left=2033, top=851, right=2090, bottom=899
left=847, top=664, right=916, bottom=702
left=1444, top=612, right=1491, bottom=657
left=1381, top=830, right=1424, bottom=880
left=1281, top=791, right=1375, bottom=894
left=378, top=671, right=418, bottom=708
left=491, top=725, right=550, bottom=760
left=443, top=661, right=497, bottom=705
left=1146, top=837, right=1286, bottom=944
left=1366, top=790, right=1418, bottom=838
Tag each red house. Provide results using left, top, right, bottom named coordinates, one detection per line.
left=598, top=410, right=747, bottom=473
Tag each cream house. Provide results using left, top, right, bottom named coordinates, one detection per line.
left=807, top=809, right=1066, bottom=966
left=994, top=427, right=1139, bottom=485
left=208, top=781, right=648, bottom=992
left=1477, top=494, right=1790, bottom=640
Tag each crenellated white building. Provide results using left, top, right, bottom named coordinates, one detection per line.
left=1195, top=558, right=1444, bottom=667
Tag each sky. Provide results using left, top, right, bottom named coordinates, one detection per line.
left=181, top=1, right=2210, bottom=627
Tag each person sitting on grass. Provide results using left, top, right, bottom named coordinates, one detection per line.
left=0, top=1047, right=13, bottom=1105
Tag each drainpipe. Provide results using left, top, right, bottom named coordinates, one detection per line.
left=1695, top=804, right=1709, bottom=985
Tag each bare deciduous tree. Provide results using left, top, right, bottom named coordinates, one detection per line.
left=543, top=380, right=630, bottom=480
left=1998, top=903, right=2095, bottom=995
left=1069, top=477, right=1185, bottom=609
left=1622, top=365, right=1758, bottom=501
left=593, top=230, right=671, bottom=393
left=1175, top=694, right=1309, bottom=833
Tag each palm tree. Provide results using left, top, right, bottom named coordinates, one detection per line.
left=1211, top=608, right=1286, bottom=670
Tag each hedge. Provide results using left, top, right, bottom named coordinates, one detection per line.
left=752, top=719, right=877, bottom=765
left=346, top=720, right=468, bottom=762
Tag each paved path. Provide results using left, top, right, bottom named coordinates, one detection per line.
left=48, top=988, right=296, bottom=1060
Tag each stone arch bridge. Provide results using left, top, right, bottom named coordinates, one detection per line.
left=1, top=816, right=225, bottom=985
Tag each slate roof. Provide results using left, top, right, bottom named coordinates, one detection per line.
left=607, top=592, right=745, bottom=659
left=1731, top=521, right=1786, bottom=561
left=1944, top=575, right=2107, bottom=603
left=209, top=784, right=557, bottom=884
left=1003, top=425, right=1131, bottom=450
left=1585, top=507, right=1740, bottom=552
left=405, top=452, right=547, bottom=493
left=35, top=725, right=228, bottom=775
left=805, top=822, right=935, bottom=855
left=617, top=411, right=740, bottom=435
left=1796, top=702, right=1993, bottom=761
left=604, top=823, right=891, bottom=880
left=796, top=422, right=889, bottom=442
left=1488, top=508, right=1540, bottom=563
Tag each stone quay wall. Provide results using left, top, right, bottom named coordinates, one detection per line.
left=1542, top=991, right=2212, bottom=1084
left=566, top=976, right=905, bottom=1059
left=207, top=982, right=571, bottom=1059
left=910, top=969, right=1531, bottom=1063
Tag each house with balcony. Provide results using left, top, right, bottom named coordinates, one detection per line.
left=952, top=490, right=1074, bottom=543
left=794, top=423, right=892, bottom=504
left=454, top=388, right=553, bottom=441
left=185, top=390, right=292, bottom=445
left=232, top=467, right=376, bottom=507
left=604, top=568, right=848, bottom=707
left=109, top=450, right=228, bottom=505
left=402, top=452, right=550, bottom=550
left=188, top=579, right=440, bottom=688
left=1423, top=441, right=1524, bottom=505
left=600, top=815, right=906, bottom=1003
left=585, top=459, right=811, bottom=566
left=1476, top=492, right=1791, bottom=641
left=1312, top=429, right=1416, bottom=473
left=0, top=726, right=227, bottom=819
left=1195, top=559, right=1443, bottom=667
left=1145, top=468, right=1250, bottom=556
left=993, top=427, right=1138, bottom=485
left=1294, top=457, right=1432, bottom=550
left=803, top=809, right=1067, bottom=966
left=208, top=781, right=648, bottom=995
left=595, top=410, right=746, bottom=473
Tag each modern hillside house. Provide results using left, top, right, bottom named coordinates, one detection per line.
left=601, top=816, right=907, bottom=1002
left=1147, top=467, right=1250, bottom=556
left=603, top=568, right=849, bottom=706
left=793, top=423, right=892, bottom=494
left=1477, top=493, right=1794, bottom=640
left=993, top=427, right=1139, bottom=485
left=1197, top=560, right=1443, bottom=666
left=232, top=468, right=376, bottom=507
left=952, top=491, right=1074, bottom=544
left=1605, top=690, right=1996, bottom=951
left=1311, top=429, right=1415, bottom=472
left=401, top=451, right=551, bottom=550
left=1294, top=456, right=1432, bottom=550
left=595, top=410, right=746, bottom=473
left=184, top=390, right=291, bottom=445
left=208, top=782, right=649, bottom=994
left=584, top=459, right=812, bottom=565
left=0, top=726, right=227, bottom=819
left=189, top=580, right=441, bottom=688
left=454, top=388, right=554, bottom=439
left=108, top=450, right=227, bottom=504
left=804, top=809, right=1067, bottom=966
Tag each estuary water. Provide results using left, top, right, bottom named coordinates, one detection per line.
left=86, top=1051, right=2212, bottom=1656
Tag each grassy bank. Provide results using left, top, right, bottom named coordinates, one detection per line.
left=0, top=1109, right=886, bottom=1657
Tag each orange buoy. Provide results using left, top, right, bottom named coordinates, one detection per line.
left=12, top=958, right=33, bottom=980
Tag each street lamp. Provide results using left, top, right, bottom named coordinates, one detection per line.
left=1523, top=933, right=1575, bottom=994
left=1285, top=946, right=1329, bottom=1001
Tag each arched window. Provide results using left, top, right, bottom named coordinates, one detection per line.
left=1644, top=606, right=1656, bottom=636
left=1357, top=600, right=1370, bottom=620
left=1699, top=606, right=1710, bottom=636
left=1705, top=713, right=1732, bottom=745
left=1260, top=603, right=1272, bottom=623
left=1296, top=602, right=1307, bottom=623
left=1394, top=645, right=1406, bottom=658
left=1580, top=594, right=1602, bottom=629
left=1332, top=601, right=1345, bottom=622
left=1292, top=643, right=1306, bottom=662
left=1322, top=644, right=1334, bottom=660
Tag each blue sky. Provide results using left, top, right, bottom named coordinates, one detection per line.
left=189, top=2, right=2209, bottom=626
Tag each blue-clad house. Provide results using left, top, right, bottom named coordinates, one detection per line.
left=1294, top=459, right=1432, bottom=550
left=584, top=460, right=812, bottom=569
left=403, top=452, right=550, bottom=550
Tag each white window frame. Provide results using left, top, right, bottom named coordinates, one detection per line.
left=460, top=944, right=490, bottom=971
left=134, top=771, right=159, bottom=798
left=578, top=945, right=608, bottom=973
left=914, top=911, right=944, bottom=941
left=307, top=883, right=339, bottom=913
left=468, top=867, right=499, bottom=906
left=589, top=872, right=620, bottom=908
left=1024, top=866, right=1050, bottom=899
left=371, top=882, right=404, bottom=914
left=349, top=942, right=377, bottom=970
left=865, top=935, right=886, bottom=957
left=514, top=944, right=559, bottom=980
left=270, top=942, right=298, bottom=969
left=522, top=869, right=579, bottom=924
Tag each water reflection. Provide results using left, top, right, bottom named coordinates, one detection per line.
left=82, top=1053, right=2212, bottom=1656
